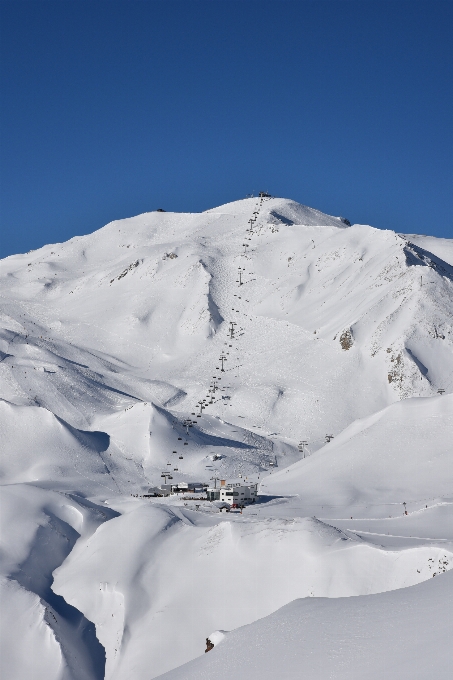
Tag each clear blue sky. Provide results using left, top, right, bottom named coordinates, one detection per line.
left=1, top=0, right=452, bottom=258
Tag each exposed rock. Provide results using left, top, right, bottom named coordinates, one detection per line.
left=339, top=328, right=353, bottom=350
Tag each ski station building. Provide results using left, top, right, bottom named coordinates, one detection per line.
left=144, top=482, right=205, bottom=497
left=207, top=480, right=257, bottom=505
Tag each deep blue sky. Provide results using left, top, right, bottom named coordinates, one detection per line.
left=1, top=1, right=452, bottom=258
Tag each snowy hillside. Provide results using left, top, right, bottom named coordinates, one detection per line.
left=1, top=195, right=452, bottom=679
left=262, top=393, right=453, bottom=515
left=1, top=196, right=452, bottom=490
left=158, top=570, right=453, bottom=680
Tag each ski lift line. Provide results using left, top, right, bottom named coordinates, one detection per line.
left=188, top=206, right=263, bottom=417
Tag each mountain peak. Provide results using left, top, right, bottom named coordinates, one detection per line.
left=204, top=196, right=350, bottom=228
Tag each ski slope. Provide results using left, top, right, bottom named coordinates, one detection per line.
left=1, top=195, right=452, bottom=679
left=262, top=392, right=453, bottom=517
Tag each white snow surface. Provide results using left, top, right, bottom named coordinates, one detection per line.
left=158, top=570, right=453, bottom=680
left=0, top=196, right=452, bottom=679
left=261, top=393, right=453, bottom=515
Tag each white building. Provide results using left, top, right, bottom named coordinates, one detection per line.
left=206, top=487, right=220, bottom=501
left=219, top=483, right=257, bottom=505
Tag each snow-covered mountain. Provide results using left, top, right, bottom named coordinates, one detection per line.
left=1, top=196, right=452, bottom=491
left=1, top=196, right=452, bottom=680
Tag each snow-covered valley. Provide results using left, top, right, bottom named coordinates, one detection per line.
left=1, top=195, right=452, bottom=679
